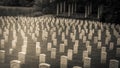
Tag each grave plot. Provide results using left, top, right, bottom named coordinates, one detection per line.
left=0, top=16, right=120, bottom=68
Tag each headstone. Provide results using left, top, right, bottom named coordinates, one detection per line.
left=79, top=34, right=83, bottom=39
left=36, top=45, right=41, bottom=56
left=94, top=36, right=98, bottom=44
left=64, top=39, right=68, bottom=46
left=21, top=45, right=27, bottom=53
left=116, top=48, right=120, bottom=57
left=47, top=43, right=52, bottom=51
left=88, top=34, right=92, bottom=40
left=51, top=48, right=56, bottom=59
left=73, top=66, right=82, bottom=68
left=101, top=52, right=107, bottom=64
left=72, top=35, right=76, bottom=42
left=23, top=40, right=27, bottom=46
left=10, top=60, right=21, bottom=68
left=67, top=49, right=73, bottom=60
left=117, top=38, right=120, bottom=45
left=66, top=29, right=69, bottom=36
left=18, top=52, right=26, bottom=64
left=53, top=39, right=57, bottom=46
left=39, top=54, right=46, bottom=63
left=105, top=37, right=109, bottom=45
left=83, top=51, right=88, bottom=61
left=73, top=45, right=78, bottom=54
left=0, top=39, right=5, bottom=48
left=109, top=59, right=119, bottom=68
left=97, top=42, right=102, bottom=49
left=0, top=50, right=5, bottom=63
left=101, top=47, right=106, bottom=52
left=83, top=36, right=87, bottom=43
left=86, top=41, right=90, bottom=47
left=98, top=34, right=101, bottom=40
left=109, top=42, right=114, bottom=50
left=0, top=28, right=2, bottom=35
left=61, top=32, right=65, bottom=41
left=4, top=35, right=8, bottom=42
left=83, top=57, right=91, bottom=68
left=39, top=63, right=50, bottom=68
left=12, top=40, right=17, bottom=49
left=9, top=48, right=13, bottom=55
left=59, top=44, right=65, bottom=53
left=87, top=46, right=92, bottom=55
left=60, top=56, right=68, bottom=68
left=75, top=40, right=79, bottom=46
left=36, top=42, right=40, bottom=46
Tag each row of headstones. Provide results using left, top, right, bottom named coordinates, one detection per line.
left=1, top=55, right=118, bottom=68
left=0, top=37, right=120, bottom=57
left=1, top=26, right=120, bottom=46
left=1, top=40, right=120, bottom=68
left=0, top=16, right=119, bottom=40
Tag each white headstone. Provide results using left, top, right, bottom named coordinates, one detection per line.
left=109, top=59, right=119, bottom=68
left=79, top=34, right=83, bottom=39
left=59, top=44, right=65, bottom=53
left=53, top=39, right=57, bottom=46
left=87, top=46, right=92, bottom=55
left=83, top=51, right=88, bottom=61
left=73, top=66, right=82, bottom=68
left=62, top=33, right=65, bottom=42
left=0, top=39, right=5, bottom=48
left=105, top=37, right=109, bottom=45
left=10, top=60, right=21, bottom=68
left=88, top=34, right=92, bottom=40
left=101, top=47, right=106, bottom=52
left=18, top=52, right=26, bottom=64
left=97, top=42, right=102, bottom=49
left=83, top=57, right=91, bottom=68
left=98, top=34, right=101, bottom=40
left=75, top=40, right=79, bottom=46
left=39, top=54, right=46, bottom=63
left=116, top=48, right=120, bottom=57
left=117, top=38, right=120, bottom=45
left=64, top=39, right=68, bottom=46
left=51, top=48, right=56, bottom=59
left=39, top=63, right=50, bottom=68
left=72, top=35, right=76, bottom=42
left=60, top=56, right=68, bottom=68
left=86, top=41, right=90, bottom=47
left=83, top=36, right=87, bottom=43
left=36, top=42, right=40, bottom=46
left=12, top=40, right=17, bottom=49
left=101, top=52, right=107, bottom=64
left=109, top=42, right=114, bottom=50
left=36, top=45, right=41, bottom=56
left=9, top=48, right=13, bottom=55
left=21, top=45, right=27, bottom=53
left=73, top=45, right=78, bottom=54
left=94, top=36, right=98, bottom=44
left=67, top=49, right=73, bottom=60
left=0, top=50, right=5, bottom=63
left=4, top=35, right=8, bottom=42
left=47, top=43, right=52, bottom=51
